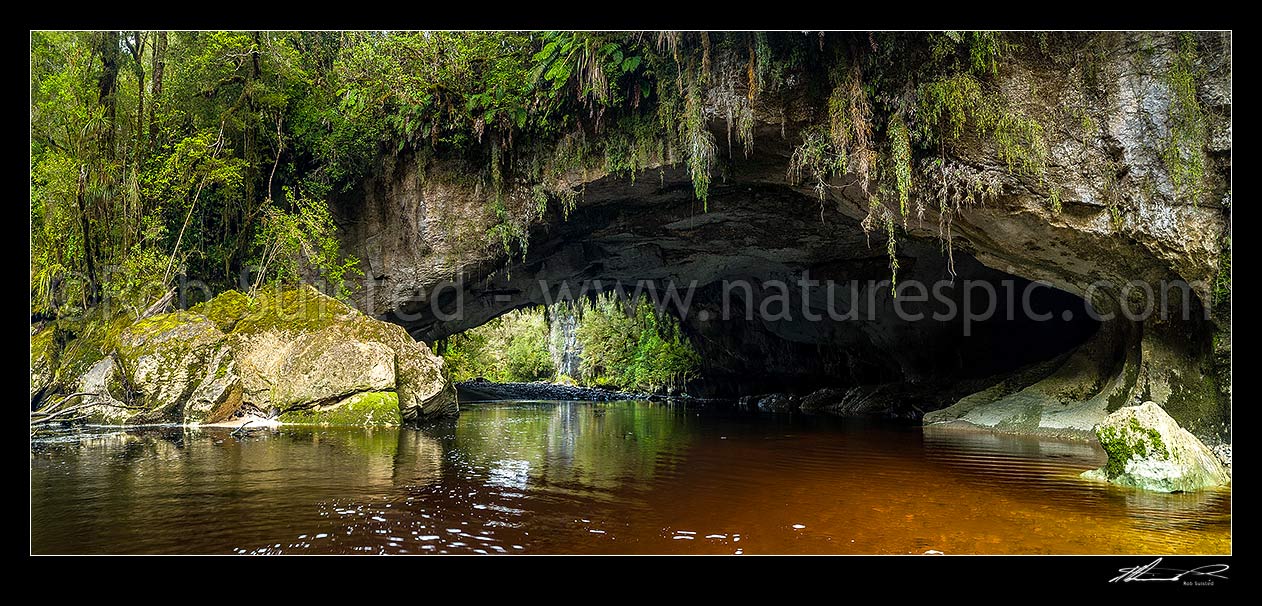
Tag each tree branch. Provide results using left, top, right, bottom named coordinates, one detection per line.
left=31, top=394, right=147, bottom=426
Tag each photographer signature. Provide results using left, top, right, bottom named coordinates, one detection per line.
left=1110, top=558, right=1229, bottom=583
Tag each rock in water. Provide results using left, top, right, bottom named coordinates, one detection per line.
left=212, top=285, right=457, bottom=424
left=753, top=393, right=799, bottom=412
left=32, top=286, right=457, bottom=426
left=1083, top=402, right=1229, bottom=492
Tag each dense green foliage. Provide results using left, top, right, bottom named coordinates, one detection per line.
left=441, top=294, right=700, bottom=392
left=439, top=307, right=555, bottom=383
left=32, top=31, right=1218, bottom=319
left=31, top=31, right=365, bottom=320
left=574, top=293, right=700, bottom=391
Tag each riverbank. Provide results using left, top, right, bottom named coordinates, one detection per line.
left=455, top=378, right=677, bottom=402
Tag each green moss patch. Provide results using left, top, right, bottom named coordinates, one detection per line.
left=231, top=286, right=354, bottom=335
left=278, top=391, right=402, bottom=427
left=31, top=326, right=56, bottom=371
left=191, top=290, right=252, bottom=332
left=1098, top=417, right=1170, bottom=478
left=124, top=311, right=214, bottom=341
left=53, top=309, right=135, bottom=385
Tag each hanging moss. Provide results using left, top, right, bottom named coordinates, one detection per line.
left=1213, top=235, right=1231, bottom=310
left=884, top=212, right=900, bottom=296
left=1162, top=33, right=1208, bottom=203
left=682, top=70, right=716, bottom=207
left=788, top=126, right=845, bottom=201
left=917, top=73, right=1048, bottom=178
left=889, top=113, right=912, bottom=219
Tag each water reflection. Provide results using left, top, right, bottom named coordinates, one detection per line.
left=31, top=402, right=1230, bottom=555
left=392, top=428, right=445, bottom=488
left=451, top=401, right=692, bottom=497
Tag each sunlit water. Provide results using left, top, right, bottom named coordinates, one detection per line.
left=30, top=401, right=1230, bottom=554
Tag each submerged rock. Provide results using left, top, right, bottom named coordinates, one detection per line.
left=31, top=286, right=457, bottom=427
left=798, top=388, right=847, bottom=413
left=739, top=393, right=800, bottom=412
left=1082, top=401, right=1229, bottom=492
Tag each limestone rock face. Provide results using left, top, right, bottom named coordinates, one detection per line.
left=335, top=32, right=1230, bottom=440
left=73, top=357, right=133, bottom=424
left=30, top=326, right=56, bottom=404
left=1083, top=401, right=1229, bottom=492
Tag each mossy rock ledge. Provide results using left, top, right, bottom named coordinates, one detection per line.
left=31, top=285, right=457, bottom=426
left=1082, top=401, right=1229, bottom=492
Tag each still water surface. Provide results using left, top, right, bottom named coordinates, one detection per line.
left=31, top=400, right=1230, bottom=554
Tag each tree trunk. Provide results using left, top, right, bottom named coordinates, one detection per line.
left=76, top=167, right=98, bottom=302
left=148, top=32, right=167, bottom=145
left=94, top=31, right=120, bottom=160
left=125, top=31, right=146, bottom=163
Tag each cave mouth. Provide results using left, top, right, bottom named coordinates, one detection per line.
left=399, top=179, right=1102, bottom=410
left=677, top=263, right=1103, bottom=401
left=432, top=242, right=1101, bottom=407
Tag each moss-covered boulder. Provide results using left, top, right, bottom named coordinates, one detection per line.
left=113, top=311, right=241, bottom=424
left=51, top=310, right=134, bottom=394
left=277, top=391, right=402, bottom=426
left=226, top=285, right=456, bottom=422
left=33, top=285, right=456, bottom=427
left=232, top=321, right=396, bottom=411
left=1082, top=401, right=1229, bottom=492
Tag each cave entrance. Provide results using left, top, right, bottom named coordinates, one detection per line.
left=400, top=180, right=1100, bottom=413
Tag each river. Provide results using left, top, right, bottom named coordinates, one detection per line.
left=30, top=400, right=1230, bottom=554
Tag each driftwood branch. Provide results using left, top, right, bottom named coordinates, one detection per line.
left=138, top=288, right=176, bottom=320
left=230, top=419, right=255, bottom=437
left=30, top=394, right=147, bottom=426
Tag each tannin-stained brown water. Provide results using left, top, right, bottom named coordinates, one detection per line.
left=30, top=401, right=1230, bottom=554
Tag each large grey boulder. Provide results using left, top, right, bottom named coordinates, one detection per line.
left=32, top=286, right=457, bottom=427
left=214, top=286, right=456, bottom=423
left=1082, top=401, right=1229, bottom=492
